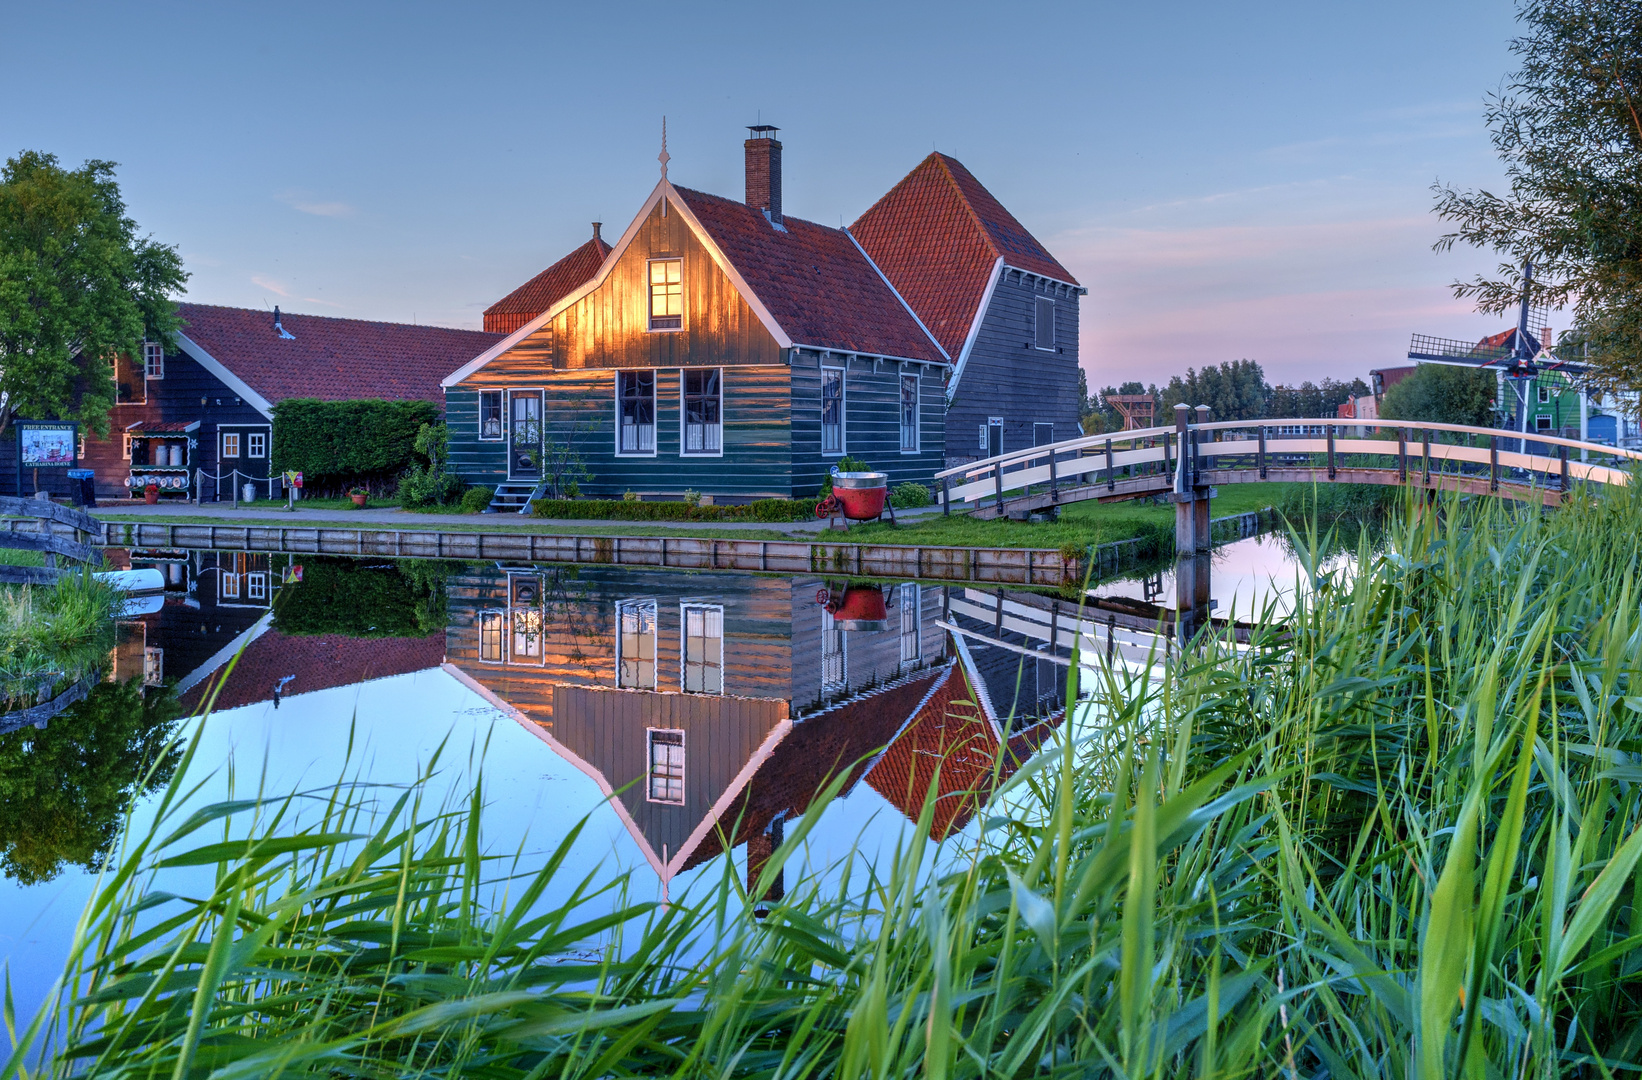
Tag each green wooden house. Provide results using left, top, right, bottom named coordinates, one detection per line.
left=443, top=128, right=950, bottom=509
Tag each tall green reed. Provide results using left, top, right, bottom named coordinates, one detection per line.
left=11, top=480, right=1642, bottom=1077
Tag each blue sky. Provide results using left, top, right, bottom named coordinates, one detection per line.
left=2, top=0, right=1529, bottom=386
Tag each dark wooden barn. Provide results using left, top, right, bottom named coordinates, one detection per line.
left=11, top=304, right=499, bottom=502
left=851, top=153, right=1086, bottom=467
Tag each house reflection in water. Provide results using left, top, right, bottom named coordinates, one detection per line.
left=443, top=565, right=1068, bottom=904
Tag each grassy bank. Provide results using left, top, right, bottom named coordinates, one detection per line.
left=0, top=572, right=121, bottom=707
left=95, top=481, right=1341, bottom=552
left=21, top=484, right=1642, bottom=1076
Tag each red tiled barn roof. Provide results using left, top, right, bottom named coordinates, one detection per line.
left=175, top=303, right=501, bottom=409
left=672, top=186, right=948, bottom=363
left=864, top=661, right=1061, bottom=841
left=483, top=231, right=613, bottom=335
left=678, top=669, right=946, bottom=872
left=180, top=630, right=446, bottom=713
left=850, top=153, right=1077, bottom=359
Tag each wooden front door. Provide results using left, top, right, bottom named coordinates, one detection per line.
left=508, top=390, right=542, bottom=480
left=987, top=417, right=1003, bottom=459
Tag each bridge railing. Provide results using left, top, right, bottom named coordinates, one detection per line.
left=935, top=418, right=1642, bottom=512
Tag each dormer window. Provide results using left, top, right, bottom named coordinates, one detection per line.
left=648, top=259, right=682, bottom=331
left=143, top=341, right=164, bottom=380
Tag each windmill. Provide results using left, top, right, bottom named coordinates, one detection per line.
left=1407, top=261, right=1588, bottom=440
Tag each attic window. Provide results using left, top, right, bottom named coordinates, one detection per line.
left=649, top=259, right=683, bottom=331
left=647, top=729, right=686, bottom=804
left=143, top=341, right=164, bottom=380
left=1034, top=297, right=1055, bottom=350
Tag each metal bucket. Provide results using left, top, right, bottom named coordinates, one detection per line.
left=831, top=472, right=889, bottom=520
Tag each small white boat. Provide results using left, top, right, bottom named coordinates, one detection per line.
left=95, top=567, right=166, bottom=594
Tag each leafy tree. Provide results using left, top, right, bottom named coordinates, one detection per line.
left=0, top=152, right=187, bottom=437
left=0, top=678, right=181, bottom=885
left=1433, top=0, right=1642, bottom=391
left=1378, top=364, right=1498, bottom=426
left=1267, top=377, right=1370, bottom=418
left=1157, top=360, right=1270, bottom=421
left=398, top=422, right=464, bottom=506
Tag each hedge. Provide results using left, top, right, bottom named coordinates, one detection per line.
left=271, top=399, right=439, bottom=491
left=272, top=558, right=449, bottom=638
left=531, top=498, right=815, bottom=523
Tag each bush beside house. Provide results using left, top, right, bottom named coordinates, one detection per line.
left=270, top=399, right=439, bottom=496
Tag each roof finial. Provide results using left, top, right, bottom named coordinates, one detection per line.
left=658, top=116, right=670, bottom=180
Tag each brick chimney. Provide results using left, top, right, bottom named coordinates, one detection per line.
left=744, top=125, right=782, bottom=226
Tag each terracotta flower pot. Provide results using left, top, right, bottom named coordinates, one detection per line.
left=144, top=486, right=159, bottom=505
left=351, top=493, right=368, bottom=508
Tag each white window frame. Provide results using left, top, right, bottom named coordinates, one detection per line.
left=1536, top=414, right=1553, bottom=432
left=122, top=433, right=132, bottom=461
left=680, top=602, right=724, bottom=695
left=987, top=417, right=1004, bottom=458
left=616, top=599, right=658, bottom=690
left=647, top=258, right=684, bottom=333
left=478, top=609, right=506, bottom=663
left=978, top=423, right=988, bottom=451
left=220, top=432, right=241, bottom=459
left=821, top=365, right=846, bottom=456
left=1034, top=296, right=1056, bottom=350
left=246, top=572, right=268, bottom=602
left=821, top=608, right=847, bottom=692
left=478, top=390, right=504, bottom=441
left=646, top=728, right=686, bottom=805
left=680, top=368, right=723, bottom=457
left=247, top=432, right=267, bottom=459
left=1538, top=384, right=1551, bottom=404
left=615, top=370, right=657, bottom=457
left=899, top=373, right=919, bottom=454
left=220, top=572, right=240, bottom=600
left=143, top=340, right=165, bottom=380
left=899, top=583, right=921, bottom=667
left=511, top=607, right=545, bottom=664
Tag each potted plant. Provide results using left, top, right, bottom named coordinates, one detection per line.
left=349, top=486, right=369, bottom=508
left=144, top=483, right=159, bottom=505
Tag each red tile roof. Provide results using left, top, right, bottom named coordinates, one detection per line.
left=863, top=661, right=1061, bottom=841
left=672, top=186, right=947, bottom=363
left=180, top=630, right=446, bottom=713
left=483, top=229, right=613, bottom=335
left=678, top=668, right=946, bottom=872
left=850, top=153, right=1078, bottom=359
left=175, top=303, right=501, bottom=408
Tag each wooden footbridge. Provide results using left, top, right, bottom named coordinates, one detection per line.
left=937, top=405, right=1642, bottom=552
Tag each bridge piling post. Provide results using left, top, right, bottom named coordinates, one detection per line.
left=994, top=465, right=1004, bottom=515
left=1196, top=405, right=1211, bottom=474
left=1560, top=444, right=1570, bottom=494
left=940, top=476, right=949, bottom=516
left=1048, top=449, right=1059, bottom=504
left=1490, top=436, right=1499, bottom=493
left=1327, top=425, right=1337, bottom=480
left=1257, top=427, right=1267, bottom=479
left=1105, top=438, right=1115, bottom=492
left=1398, top=429, right=1408, bottom=484
left=1422, top=430, right=1432, bottom=485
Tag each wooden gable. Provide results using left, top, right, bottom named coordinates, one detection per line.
left=470, top=197, right=783, bottom=384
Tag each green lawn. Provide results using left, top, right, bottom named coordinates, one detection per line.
left=95, top=482, right=1343, bottom=552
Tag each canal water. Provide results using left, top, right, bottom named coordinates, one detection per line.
left=0, top=530, right=1340, bottom=1024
